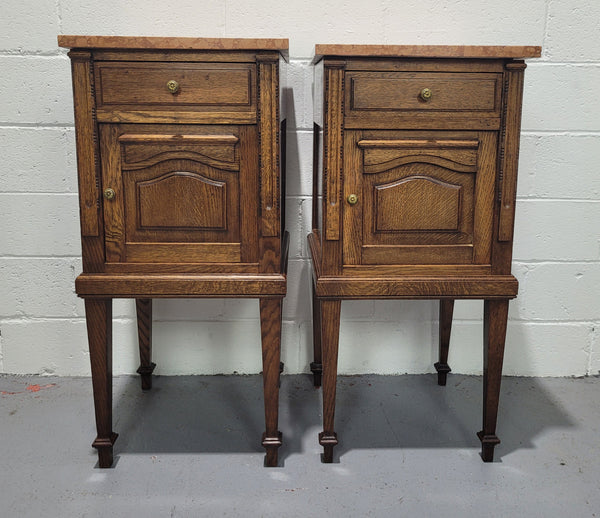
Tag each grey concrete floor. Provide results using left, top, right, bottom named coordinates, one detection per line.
left=1, top=373, right=599, bottom=517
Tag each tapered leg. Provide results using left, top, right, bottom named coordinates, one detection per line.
left=319, top=299, right=342, bottom=463
left=310, top=278, right=323, bottom=387
left=85, top=298, right=117, bottom=468
left=478, top=299, right=509, bottom=462
left=434, top=299, right=454, bottom=386
left=135, top=299, right=156, bottom=390
left=136, top=298, right=156, bottom=390
left=259, top=297, right=283, bottom=467
left=279, top=300, right=284, bottom=387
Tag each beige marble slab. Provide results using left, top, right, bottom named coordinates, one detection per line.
left=58, top=35, right=288, bottom=54
left=312, top=44, right=541, bottom=63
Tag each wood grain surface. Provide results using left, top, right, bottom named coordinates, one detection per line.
left=309, top=48, right=533, bottom=463
left=67, top=41, right=288, bottom=467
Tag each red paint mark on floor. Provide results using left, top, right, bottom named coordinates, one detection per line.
left=1, top=384, right=56, bottom=396
left=26, top=384, right=56, bottom=392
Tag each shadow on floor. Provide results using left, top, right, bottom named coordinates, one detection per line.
left=331, top=374, right=575, bottom=461
left=110, top=374, right=574, bottom=464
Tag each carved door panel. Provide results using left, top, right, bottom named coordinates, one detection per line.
left=343, top=131, right=497, bottom=266
left=99, top=124, right=258, bottom=264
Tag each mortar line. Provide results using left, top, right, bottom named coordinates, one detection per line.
left=0, top=255, right=81, bottom=259
left=542, top=0, right=552, bottom=60
left=512, top=259, right=600, bottom=265
left=0, top=123, right=73, bottom=129
left=2, top=316, right=599, bottom=325
left=55, top=0, right=62, bottom=33
left=515, top=198, right=600, bottom=203
left=0, top=191, right=77, bottom=196
left=588, top=324, right=598, bottom=376
left=521, top=130, right=600, bottom=136
left=0, top=51, right=65, bottom=57
left=528, top=61, right=600, bottom=67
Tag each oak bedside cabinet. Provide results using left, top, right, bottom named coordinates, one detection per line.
left=58, top=36, right=288, bottom=468
left=309, top=44, right=540, bottom=463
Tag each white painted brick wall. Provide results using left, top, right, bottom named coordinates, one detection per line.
left=0, top=128, right=77, bottom=192
left=0, top=0, right=598, bottom=377
left=0, top=0, right=60, bottom=53
left=518, top=134, right=600, bottom=199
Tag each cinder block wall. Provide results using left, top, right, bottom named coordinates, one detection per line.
left=1, top=1, right=598, bottom=377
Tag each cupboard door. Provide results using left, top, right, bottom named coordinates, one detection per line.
left=100, top=124, right=258, bottom=264
left=343, top=132, right=496, bottom=266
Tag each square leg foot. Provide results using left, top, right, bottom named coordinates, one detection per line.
left=137, top=362, right=156, bottom=391
left=319, top=432, right=338, bottom=463
left=92, top=432, right=118, bottom=468
left=434, top=362, right=451, bottom=386
left=262, top=431, right=283, bottom=467
left=310, top=362, right=323, bottom=388
left=477, top=431, right=501, bottom=462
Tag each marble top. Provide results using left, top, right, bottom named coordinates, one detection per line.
left=58, top=35, right=289, bottom=54
left=312, top=44, right=541, bottom=63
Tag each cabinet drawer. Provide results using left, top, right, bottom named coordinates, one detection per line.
left=345, top=72, right=501, bottom=128
left=95, top=62, right=256, bottom=124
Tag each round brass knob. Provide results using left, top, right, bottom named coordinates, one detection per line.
left=347, top=193, right=358, bottom=205
left=166, top=80, right=179, bottom=94
left=419, top=87, right=433, bottom=101
left=103, top=188, right=116, bottom=200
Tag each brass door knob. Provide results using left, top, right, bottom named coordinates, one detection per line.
left=166, top=79, right=179, bottom=94
left=347, top=193, right=358, bottom=205
left=419, top=88, right=433, bottom=101
left=103, top=188, right=116, bottom=200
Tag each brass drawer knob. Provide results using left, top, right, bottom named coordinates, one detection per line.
left=347, top=193, right=358, bottom=205
left=420, top=87, right=433, bottom=101
left=166, top=79, right=179, bottom=94
left=103, top=188, right=116, bottom=200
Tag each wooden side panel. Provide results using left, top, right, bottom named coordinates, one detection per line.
left=70, top=51, right=101, bottom=238
left=257, top=53, right=281, bottom=239
left=69, top=51, right=106, bottom=272
left=323, top=61, right=345, bottom=241
left=312, top=60, right=325, bottom=268
left=498, top=62, right=526, bottom=241
left=313, top=60, right=324, bottom=128
left=256, top=53, right=284, bottom=274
